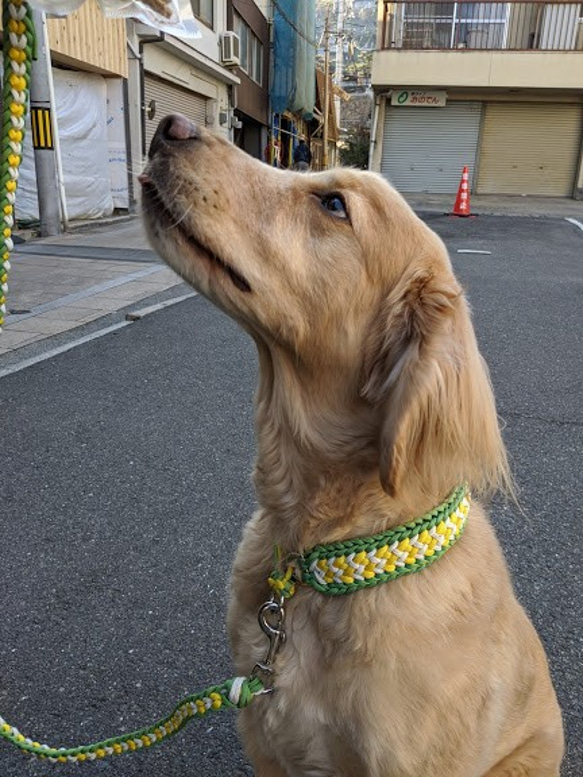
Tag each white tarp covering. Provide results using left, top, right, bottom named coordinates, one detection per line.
left=27, top=0, right=201, bottom=38
left=107, top=78, right=129, bottom=210
left=17, top=69, right=115, bottom=223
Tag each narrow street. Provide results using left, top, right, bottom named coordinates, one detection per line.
left=0, top=212, right=581, bottom=776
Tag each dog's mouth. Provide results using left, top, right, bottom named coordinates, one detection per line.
left=142, top=178, right=252, bottom=294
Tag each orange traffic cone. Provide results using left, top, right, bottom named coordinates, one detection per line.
left=452, top=166, right=471, bottom=217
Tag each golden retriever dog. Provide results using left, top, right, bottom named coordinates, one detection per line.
left=140, top=115, right=564, bottom=777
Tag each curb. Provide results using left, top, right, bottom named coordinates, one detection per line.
left=14, top=212, right=137, bottom=245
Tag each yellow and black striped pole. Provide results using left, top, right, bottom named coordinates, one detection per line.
left=30, top=104, right=53, bottom=149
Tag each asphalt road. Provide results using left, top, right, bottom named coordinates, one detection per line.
left=0, top=213, right=581, bottom=776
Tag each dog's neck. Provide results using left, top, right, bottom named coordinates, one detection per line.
left=251, top=344, right=447, bottom=552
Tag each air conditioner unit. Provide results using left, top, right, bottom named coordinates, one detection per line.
left=220, top=32, right=241, bottom=67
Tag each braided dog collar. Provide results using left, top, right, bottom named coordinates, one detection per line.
left=270, top=485, right=470, bottom=598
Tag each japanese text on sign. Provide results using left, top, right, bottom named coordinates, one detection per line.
left=391, top=90, right=447, bottom=107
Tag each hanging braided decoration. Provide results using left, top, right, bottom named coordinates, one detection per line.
left=0, top=675, right=265, bottom=762
left=0, top=0, right=35, bottom=330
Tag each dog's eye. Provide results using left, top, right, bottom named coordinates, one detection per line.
left=320, top=194, right=348, bottom=220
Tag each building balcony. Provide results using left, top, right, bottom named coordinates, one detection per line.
left=372, top=1, right=583, bottom=89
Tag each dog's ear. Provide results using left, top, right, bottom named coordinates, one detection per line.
left=361, top=268, right=508, bottom=499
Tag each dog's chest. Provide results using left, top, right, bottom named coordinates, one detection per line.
left=243, top=607, right=369, bottom=775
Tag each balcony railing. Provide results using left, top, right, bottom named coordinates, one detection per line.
left=380, top=1, right=583, bottom=51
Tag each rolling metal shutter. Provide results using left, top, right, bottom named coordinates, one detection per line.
left=381, top=102, right=482, bottom=194
left=144, top=74, right=207, bottom=153
left=477, top=103, right=582, bottom=197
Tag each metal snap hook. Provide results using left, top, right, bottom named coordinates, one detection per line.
left=251, top=594, right=288, bottom=691
left=258, top=598, right=286, bottom=640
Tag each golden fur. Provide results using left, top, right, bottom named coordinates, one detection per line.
left=141, top=117, right=564, bottom=777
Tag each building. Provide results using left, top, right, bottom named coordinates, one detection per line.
left=370, top=1, right=583, bottom=199
left=14, top=0, right=242, bottom=220
left=269, top=0, right=317, bottom=167
left=11, top=0, right=319, bottom=226
left=128, top=2, right=242, bottom=209
left=229, top=0, right=271, bottom=159
left=13, top=0, right=129, bottom=222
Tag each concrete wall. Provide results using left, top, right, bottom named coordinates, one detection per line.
left=143, top=45, right=229, bottom=104
left=372, top=50, right=583, bottom=90
left=188, top=0, right=229, bottom=65
left=230, top=0, right=271, bottom=125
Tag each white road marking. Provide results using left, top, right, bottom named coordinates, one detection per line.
left=127, top=291, right=196, bottom=319
left=564, top=217, right=583, bottom=233
left=456, top=249, right=492, bottom=255
left=0, top=322, right=131, bottom=378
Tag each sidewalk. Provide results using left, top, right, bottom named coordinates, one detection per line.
left=0, top=215, right=187, bottom=357
left=1, top=193, right=582, bottom=358
left=404, top=192, right=583, bottom=219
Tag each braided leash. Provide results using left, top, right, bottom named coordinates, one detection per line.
left=0, top=0, right=470, bottom=764
left=0, top=4, right=269, bottom=764
left=0, top=0, right=35, bottom=330
left=0, top=486, right=468, bottom=763
left=0, top=676, right=265, bottom=762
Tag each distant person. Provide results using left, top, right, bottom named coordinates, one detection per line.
left=293, top=138, right=311, bottom=172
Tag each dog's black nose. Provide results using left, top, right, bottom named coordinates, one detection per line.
left=148, top=114, right=201, bottom=158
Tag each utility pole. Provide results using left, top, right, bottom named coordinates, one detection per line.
left=323, top=2, right=331, bottom=170
left=29, top=9, right=63, bottom=235
left=334, top=0, right=345, bottom=124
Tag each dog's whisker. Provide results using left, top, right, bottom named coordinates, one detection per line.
left=163, top=203, right=193, bottom=232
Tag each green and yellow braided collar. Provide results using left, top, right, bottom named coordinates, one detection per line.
left=271, top=485, right=470, bottom=598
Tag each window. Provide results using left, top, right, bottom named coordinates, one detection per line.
left=455, top=3, right=507, bottom=49
left=235, top=13, right=248, bottom=68
left=402, top=3, right=455, bottom=49
left=250, top=34, right=264, bottom=84
left=401, top=2, right=508, bottom=49
left=192, top=0, right=213, bottom=29
left=234, top=12, right=264, bottom=85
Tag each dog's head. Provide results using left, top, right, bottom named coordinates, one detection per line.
left=142, top=115, right=510, bottom=503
